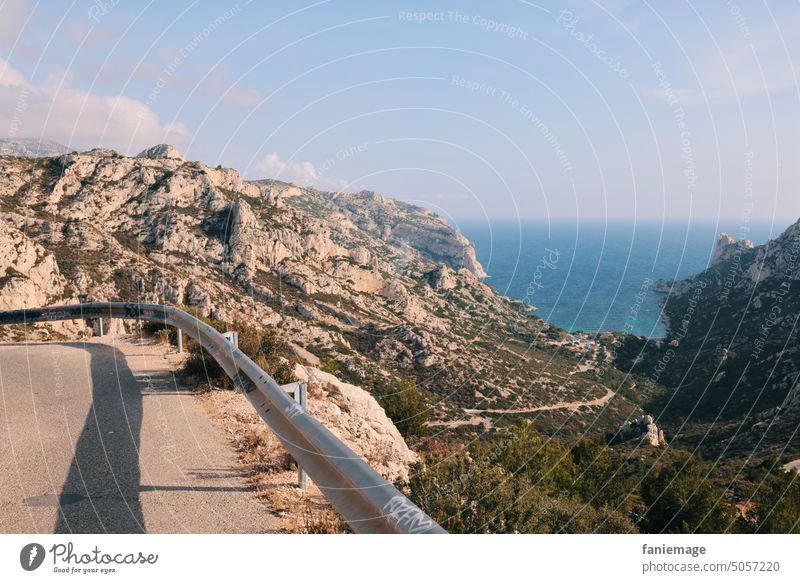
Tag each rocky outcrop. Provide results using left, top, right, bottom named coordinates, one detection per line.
left=303, top=189, right=487, bottom=278
left=618, top=415, right=664, bottom=446
left=711, top=232, right=753, bottom=266
left=293, top=365, right=417, bottom=481
left=426, top=265, right=457, bottom=290
left=0, top=221, right=85, bottom=337
left=136, top=143, right=185, bottom=161
left=0, top=222, right=68, bottom=310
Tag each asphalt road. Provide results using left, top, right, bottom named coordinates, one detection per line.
left=0, top=337, right=281, bottom=533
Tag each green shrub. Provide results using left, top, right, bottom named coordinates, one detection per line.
left=748, top=466, right=800, bottom=533
left=570, top=438, right=635, bottom=511
left=180, top=313, right=296, bottom=387
left=381, top=378, right=428, bottom=439
left=491, top=422, right=575, bottom=495
left=403, top=449, right=635, bottom=533
left=319, top=357, right=340, bottom=375
left=640, top=454, right=738, bottom=533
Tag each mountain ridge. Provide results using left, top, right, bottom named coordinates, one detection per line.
left=616, top=218, right=800, bottom=458
left=0, top=144, right=638, bottom=438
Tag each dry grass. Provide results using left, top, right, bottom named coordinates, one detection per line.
left=295, top=507, right=351, bottom=534
left=198, top=389, right=349, bottom=533
left=154, top=329, right=171, bottom=345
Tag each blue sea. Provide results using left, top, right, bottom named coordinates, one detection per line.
left=459, top=219, right=792, bottom=338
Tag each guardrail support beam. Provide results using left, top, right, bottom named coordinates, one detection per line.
left=280, top=381, right=309, bottom=490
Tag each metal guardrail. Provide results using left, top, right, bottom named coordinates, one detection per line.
left=0, top=302, right=445, bottom=534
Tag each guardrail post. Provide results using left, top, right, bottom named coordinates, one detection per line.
left=177, top=329, right=183, bottom=353
left=222, top=331, right=238, bottom=348
left=296, top=382, right=308, bottom=491
left=98, top=318, right=104, bottom=337
left=281, top=381, right=309, bottom=490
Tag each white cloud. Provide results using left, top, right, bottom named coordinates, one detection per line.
left=220, top=83, right=264, bottom=108
left=0, top=58, right=27, bottom=86
left=256, top=152, right=319, bottom=186
left=0, top=57, right=188, bottom=152
left=0, top=0, right=31, bottom=47
left=254, top=151, right=362, bottom=192
left=645, top=15, right=800, bottom=104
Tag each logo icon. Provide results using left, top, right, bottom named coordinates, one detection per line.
left=20, top=543, right=46, bottom=571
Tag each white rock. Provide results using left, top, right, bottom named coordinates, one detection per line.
left=293, top=364, right=418, bottom=481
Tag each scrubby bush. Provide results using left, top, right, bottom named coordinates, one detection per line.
left=747, top=465, right=800, bottom=533
left=154, top=329, right=171, bottom=345
left=639, top=454, right=738, bottom=533
left=179, top=312, right=296, bottom=388
left=381, top=378, right=428, bottom=439
left=319, top=357, right=340, bottom=375
left=142, top=320, right=178, bottom=345
left=403, top=446, right=635, bottom=534
left=570, top=437, right=635, bottom=511
left=490, top=422, right=575, bottom=495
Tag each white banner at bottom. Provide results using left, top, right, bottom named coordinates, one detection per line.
left=0, top=534, right=797, bottom=582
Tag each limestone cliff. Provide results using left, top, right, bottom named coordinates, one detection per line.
left=0, top=144, right=638, bottom=437
left=619, top=219, right=800, bottom=458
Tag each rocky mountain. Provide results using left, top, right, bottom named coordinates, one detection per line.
left=616, top=221, right=800, bottom=458
left=711, top=232, right=754, bottom=266
left=0, top=138, right=72, bottom=157
left=0, top=144, right=639, bottom=439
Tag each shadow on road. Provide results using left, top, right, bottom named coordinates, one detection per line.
left=54, top=342, right=145, bottom=533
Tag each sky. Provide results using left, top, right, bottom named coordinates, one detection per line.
left=1, top=0, right=798, bottom=225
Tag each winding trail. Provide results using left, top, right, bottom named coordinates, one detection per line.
left=463, top=386, right=615, bottom=415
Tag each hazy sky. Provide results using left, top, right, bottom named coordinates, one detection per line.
left=1, top=0, right=798, bottom=223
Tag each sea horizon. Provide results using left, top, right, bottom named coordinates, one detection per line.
left=459, top=217, right=794, bottom=338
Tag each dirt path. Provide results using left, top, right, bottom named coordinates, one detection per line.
left=463, top=386, right=615, bottom=415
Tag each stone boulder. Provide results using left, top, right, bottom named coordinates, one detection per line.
left=293, top=364, right=418, bottom=481
left=618, top=414, right=664, bottom=447
left=426, top=264, right=457, bottom=290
